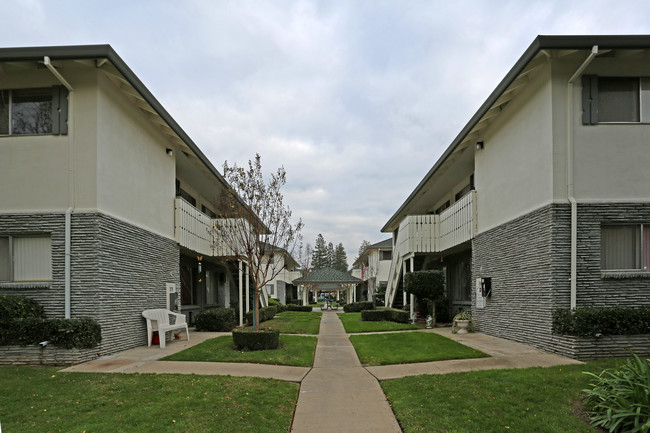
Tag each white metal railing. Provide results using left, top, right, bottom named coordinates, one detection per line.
left=174, top=197, right=213, bottom=256
left=439, top=190, right=477, bottom=251
left=174, top=198, right=251, bottom=257
left=385, top=190, right=477, bottom=306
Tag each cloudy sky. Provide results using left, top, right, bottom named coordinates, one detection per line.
left=4, top=0, right=650, bottom=265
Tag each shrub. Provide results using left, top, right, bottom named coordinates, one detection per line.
left=0, top=317, right=101, bottom=348
left=267, top=298, right=287, bottom=313
left=195, top=308, right=237, bottom=332
left=0, top=295, right=45, bottom=321
left=583, top=352, right=650, bottom=432
left=343, top=301, right=374, bottom=313
left=361, top=310, right=389, bottom=321
left=232, top=328, right=280, bottom=351
left=552, top=307, right=650, bottom=337
left=452, top=311, right=476, bottom=333
left=360, top=309, right=409, bottom=323
left=286, top=305, right=313, bottom=312
left=245, top=306, right=278, bottom=325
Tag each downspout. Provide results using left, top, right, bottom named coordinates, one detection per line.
left=44, top=56, right=75, bottom=319
left=567, top=46, right=598, bottom=310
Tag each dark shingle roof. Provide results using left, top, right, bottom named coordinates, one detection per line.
left=292, top=267, right=362, bottom=284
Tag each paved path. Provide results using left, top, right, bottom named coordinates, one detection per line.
left=291, top=311, right=402, bottom=433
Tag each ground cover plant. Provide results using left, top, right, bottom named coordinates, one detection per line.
left=339, top=312, right=420, bottom=333
left=382, top=359, right=621, bottom=433
left=162, top=334, right=317, bottom=367
left=0, top=366, right=298, bottom=433
left=259, top=311, right=322, bottom=334
left=583, top=353, right=650, bottom=432
left=349, top=332, right=487, bottom=365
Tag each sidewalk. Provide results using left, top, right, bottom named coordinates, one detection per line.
left=291, top=311, right=401, bottom=433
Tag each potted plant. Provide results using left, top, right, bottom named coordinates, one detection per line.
left=452, top=311, right=473, bottom=334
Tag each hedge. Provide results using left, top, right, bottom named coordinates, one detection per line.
left=267, top=298, right=287, bottom=313
left=232, top=328, right=280, bottom=350
left=0, top=295, right=45, bottom=321
left=552, top=306, right=650, bottom=337
left=286, top=305, right=313, bottom=312
left=360, top=309, right=409, bottom=323
left=0, top=317, right=102, bottom=349
left=343, top=302, right=374, bottom=313
left=245, top=306, right=278, bottom=325
left=195, top=308, right=237, bottom=332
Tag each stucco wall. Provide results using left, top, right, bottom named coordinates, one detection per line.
left=475, top=63, right=554, bottom=233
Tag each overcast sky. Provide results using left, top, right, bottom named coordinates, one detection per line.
left=4, top=0, right=650, bottom=265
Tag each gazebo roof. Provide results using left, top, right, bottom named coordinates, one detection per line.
left=292, top=267, right=362, bottom=285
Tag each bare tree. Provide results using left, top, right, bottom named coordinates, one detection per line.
left=212, top=154, right=303, bottom=329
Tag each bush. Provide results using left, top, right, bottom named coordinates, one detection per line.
left=195, top=308, right=237, bottom=332
left=361, top=310, right=389, bottom=321
left=552, top=307, right=650, bottom=337
left=0, top=295, right=45, bottom=321
left=360, top=309, right=409, bottom=323
left=343, top=302, right=374, bottom=313
left=267, top=298, right=287, bottom=313
left=245, top=306, right=278, bottom=325
left=0, top=317, right=101, bottom=348
left=232, top=328, right=280, bottom=351
left=583, top=352, right=650, bottom=432
left=286, top=299, right=302, bottom=306
left=286, top=305, right=313, bottom=312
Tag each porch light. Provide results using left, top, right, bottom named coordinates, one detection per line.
left=476, top=141, right=484, bottom=150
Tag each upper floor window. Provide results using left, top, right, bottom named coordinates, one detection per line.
left=601, top=224, right=650, bottom=271
left=201, top=205, right=216, bottom=218
left=380, top=250, right=392, bottom=261
left=0, top=86, right=68, bottom=135
left=0, top=235, right=52, bottom=281
left=435, top=200, right=450, bottom=214
left=583, top=76, right=650, bottom=124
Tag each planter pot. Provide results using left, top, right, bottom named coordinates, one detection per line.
left=456, top=319, right=470, bottom=334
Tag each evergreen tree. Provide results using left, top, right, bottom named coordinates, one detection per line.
left=333, top=243, right=348, bottom=272
left=326, top=242, right=335, bottom=268
left=311, top=234, right=328, bottom=270
left=357, top=240, right=371, bottom=261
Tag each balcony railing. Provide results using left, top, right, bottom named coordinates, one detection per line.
left=174, top=198, right=250, bottom=257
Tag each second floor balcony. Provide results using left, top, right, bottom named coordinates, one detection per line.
left=394, top=191, right=477, bottom=259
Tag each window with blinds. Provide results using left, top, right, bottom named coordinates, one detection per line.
left=601, top=225, right=649, bottom=271
left=0, top=235, right=52, bottom=281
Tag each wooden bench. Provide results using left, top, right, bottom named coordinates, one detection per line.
left=142, top=309, right=190, bottom=348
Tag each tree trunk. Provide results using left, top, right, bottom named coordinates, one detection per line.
left=254, top=287, right=260, bottom=330
left=432, top=301, right=437, bottom=328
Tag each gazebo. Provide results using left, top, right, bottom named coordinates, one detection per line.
left=292, top=267, right=363, bottom=306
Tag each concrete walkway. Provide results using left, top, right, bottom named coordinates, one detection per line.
left=291, top=311, right=401, bottom=433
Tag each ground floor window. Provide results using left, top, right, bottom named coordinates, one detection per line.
left=266, top=284, right=274, bottom=295
left=0, top=235, right=52, bottom=281
left=601, top=224, right=650, bottom=270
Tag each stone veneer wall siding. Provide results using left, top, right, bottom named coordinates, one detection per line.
left=473, top=202, right=650, bottom=359
left=471, top=205, right=557, bottom=350
left=0, top=212, right=180, bottom=358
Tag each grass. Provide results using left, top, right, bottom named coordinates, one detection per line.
left=382, top=358, right=623, bottom=433
left=0, top=366, right=298, bottom=432
left=339, top=312, right=421, bottom=333
left=162, top=334, right=317, bottom=367
left=260, top=311, right=322, bottom=334
left=349, top=332, right=488, bottom=365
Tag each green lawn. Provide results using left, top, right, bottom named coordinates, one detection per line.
left=260, top=311, right=322, bottom=334
left=382, top=359, right=622, bottom=433
left=349, top=332, right=488, bottom=365
left=339, top=312, right=421, bottom=333
left=0, top=366, right=298, bottom=433
left=162, top=334, right=317, bottom=367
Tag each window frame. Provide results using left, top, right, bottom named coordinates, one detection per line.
left=583, top=75, right=650, bottom=125
left=0, top=86, right=68, bottom=136
left=0, top=235, right=53, bottom=282
left=601, top=224, right=649, bottom=271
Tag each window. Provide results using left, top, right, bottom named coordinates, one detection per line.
left=0, top=86, right=68, bottom=135
left=266, top=284, right=274, bottom=295
left=380, top=250, right=392, bottom=261
left=201, top=205, right=216, bottom=218
left=455, top=184, right=471, bottom=201
left=435, top=200, right=450, bottom=214
left=601, top=225, right=650, bottom=270
left=0, top=236, right=52, bottom=281
left=583, top=76, right=650, bottom=124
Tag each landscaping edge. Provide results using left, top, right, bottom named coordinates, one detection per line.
left=0, top=344, right=99, bottom=365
